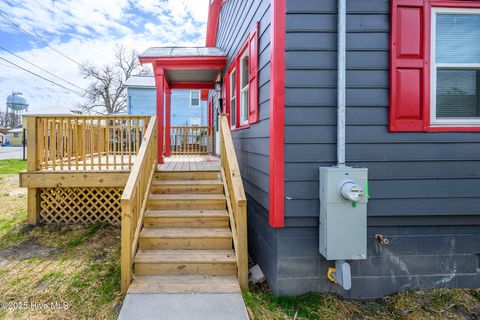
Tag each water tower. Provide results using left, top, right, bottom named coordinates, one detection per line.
left=5, top=92, right=28, bottom=128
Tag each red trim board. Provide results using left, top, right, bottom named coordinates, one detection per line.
left=269, top=0, right=286, bottom=228
left=206, top=0, right=223, bottom=47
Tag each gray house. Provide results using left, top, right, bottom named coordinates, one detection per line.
left=137, top=0, right=480, bottom=299
left=203, top=0, right=480, bottom=298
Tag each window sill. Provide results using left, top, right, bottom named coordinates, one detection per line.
left=427, top=126, right=480, bottom=132
left=231, top=124, right=250, bottom=131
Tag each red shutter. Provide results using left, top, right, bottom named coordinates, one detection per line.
left=248, top=22, right=260, bottom=124
left=390, top=0, right=430, bottom=132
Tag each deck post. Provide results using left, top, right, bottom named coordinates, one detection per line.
left=165, top=87, right=171, bottom=157
left=154, top=65, right=165, bottom=164
left=25, top=116, right=40, bottom=225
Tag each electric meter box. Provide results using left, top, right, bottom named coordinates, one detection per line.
left=319, top=167, right=368, bottom=261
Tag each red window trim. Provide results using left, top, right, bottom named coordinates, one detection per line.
left=225, top=63, right=236, bottom=129
left=223, top=27, right=259, bottom=131
left=236, top=41, right=250, bottom=130
left=390, top=0, right=480, bottom=133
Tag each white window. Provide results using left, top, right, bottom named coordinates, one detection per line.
left=229, top=69, right=236, bottom=128
left=190, top=117, right=201, bottom=126
left=431, top=8, right=480, bottom=126
left=190, top=90, right=200, bottom=107
left=239, top=50, right=249, bottom=125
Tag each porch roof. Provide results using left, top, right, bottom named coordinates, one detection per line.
left=139, top=46, right=227, bottom=90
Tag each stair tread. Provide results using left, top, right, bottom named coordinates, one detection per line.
left=149, top=194, right=226, bottom=200
left=128, top=275, right=240, bottom=294
left=145, top=209, right=228, bottom=218
left=152, top=180, right=222, bottom=185
left=134, top=249, right=236, bottom=263
left=140, top=227, right=232, bottom=238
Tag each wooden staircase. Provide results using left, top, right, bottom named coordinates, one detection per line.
left=128, top=170, right=241, bottom=293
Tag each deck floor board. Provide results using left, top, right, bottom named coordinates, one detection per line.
left=158, top=156, right=220, bottom=172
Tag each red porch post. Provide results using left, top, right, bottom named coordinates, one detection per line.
left=165, top=87, right=171, bottom=157
left=154, top=65, right=165, bottom=164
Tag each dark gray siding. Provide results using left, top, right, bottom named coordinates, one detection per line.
left=215, top=0, right=271, bottom=210
left=276, top=0, right=480, bottom=298
left=213, top=0, right=275, bottom=289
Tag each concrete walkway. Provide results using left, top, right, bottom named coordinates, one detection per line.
left=118, top=293, right=249, bottom=320
left=0, top=147, right=24, bottom=160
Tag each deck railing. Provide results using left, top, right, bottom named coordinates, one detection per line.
left=24, top=115, right=149, bottom=171
left=170, top=126, right=211, bottom=156
left=219, top=115, right=248, bottom=288
left=120, top=116, right=158, bottom=293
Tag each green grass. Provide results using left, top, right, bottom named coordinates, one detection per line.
left=0, top=175, right=123, bottom=319
left=0, top=159, right=26, bottom=174
left=67, top=222, right=102, bottom=248
left=244, top=286, right=480, bottom=320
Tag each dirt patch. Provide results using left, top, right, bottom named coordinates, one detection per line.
left=8, top=187, right=26, bottom=197
left=0, top=237, right=62, bottom=267
left=2, top=175, right=19, bottom=185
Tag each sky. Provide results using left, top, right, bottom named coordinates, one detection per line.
left=0, top=0, right=209, bottom=113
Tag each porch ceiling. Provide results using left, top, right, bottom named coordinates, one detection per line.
left=139, top=46, right=227, bottom=88
left=166, top=69, right=218, bottom=83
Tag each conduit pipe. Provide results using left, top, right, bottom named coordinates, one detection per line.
left=337, top=0, right=346, bottom=167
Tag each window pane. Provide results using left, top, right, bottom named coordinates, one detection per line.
left=241, top=55, right=249, bottom=88
left=230, top=71, right=236, bottom=98
left=230, top=98, right=236, bottom=126
left=436, top=14, right=480, bottom=64
left=241, top=88, right=248, bottom=123
left=191, top=90, right=200, bottom=106
left=436, top=69, right=480, bottom=118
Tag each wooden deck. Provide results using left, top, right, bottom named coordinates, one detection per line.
left=31, top=155, right=219, bottom=172
left=157, top=156, right=220, bottom=172
left=21, top=114, right=247, bottom=294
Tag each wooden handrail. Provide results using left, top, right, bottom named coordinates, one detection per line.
left=170, top=126, right=211, bottom=156
left=120, top=116, right=158, bottom=293
left=219, top=115, right=248, bottom=288
left=24, top=115, right=149, bottom=171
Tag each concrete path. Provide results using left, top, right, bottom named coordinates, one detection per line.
left=118, top=293, right=249, bottom=320
left=0, top=147, right=24, bottom=160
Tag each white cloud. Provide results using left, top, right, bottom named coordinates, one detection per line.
left=0, top=0, right=210, bottom=112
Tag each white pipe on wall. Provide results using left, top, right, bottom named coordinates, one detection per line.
left=337, top=0, right=346, bottom=167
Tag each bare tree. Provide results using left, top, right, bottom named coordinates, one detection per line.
left=0, top=111, right=21, bottom=128
left=79, top=45, right=150, bottom=114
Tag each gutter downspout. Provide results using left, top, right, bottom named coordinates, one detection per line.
left=337, top=0, right=346, bottom=167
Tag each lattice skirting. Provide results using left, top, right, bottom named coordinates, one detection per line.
left=39, top=187, right=123, bottom=225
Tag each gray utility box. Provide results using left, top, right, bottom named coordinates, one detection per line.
left=319, top=167, right=368, bottom=261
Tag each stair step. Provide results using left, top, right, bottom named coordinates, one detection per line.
left=154, top=171, right=220, bottom=181
left=148, top=194, right=226, bottom=210
left=128, top=275, right=240, bottom=294
left=144, top=209, right=229, bottom=228
left=134, top=249, right=237, bottom=276
left=139, top=228, right=233, bottom=249
left=151, top=180, right=224, bottom=194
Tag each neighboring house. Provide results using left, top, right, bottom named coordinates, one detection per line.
left=125, top=76, right=208, bottom=126
left=6, top=128, right=24, bottom=146
left=140, top=0, right=480, bottom=299
left=0, top=128, right=8, bottom=145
